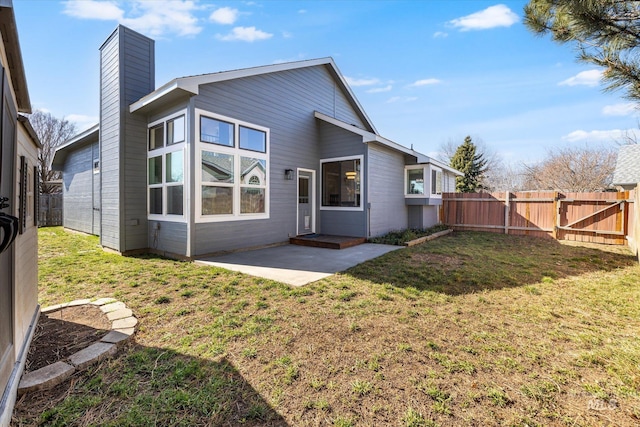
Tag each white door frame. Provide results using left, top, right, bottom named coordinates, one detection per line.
left=296, top=168, right=316, bottom=235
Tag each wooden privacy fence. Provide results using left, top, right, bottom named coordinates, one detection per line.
left=441, top=190, right=635, bottom=245
left=38, top=193, right=63, bottom=227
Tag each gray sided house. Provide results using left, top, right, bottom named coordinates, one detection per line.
left=53, top=26, right=460, bottom=259
left=612, top=144, right=640, bottom=191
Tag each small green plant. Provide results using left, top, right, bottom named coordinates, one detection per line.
left=351, top=379, right=373, bottom=395
left=403, top=408, right=437, bottom=427
left=487, top=387, right=512, bottom=407
left=241, top=347, right=258, bottom=359
left=180, top=290, right=194, bottom=298
left=397, top=343, right=413, bottom=352
left=154, top=296, right=170, bottom=304
left=333, top=416, right=354, bottom=427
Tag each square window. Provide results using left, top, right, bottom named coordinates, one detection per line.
left=322, top=158, right=361, bottom=207
left=240, top=157, right=266, bottom=185
left=149, top=187, right=163, bottom=214
left=407, top=169, right=424, bottom=195
left=241, top=188, right=265, bottom=213
left=167, top=185, right=184, bottom=215
left=167, top=115, right=185, bottom=145
left=202, top=151, right=234, bottom=183
left=149, top=123, right=164, bottom=150
left=148, top=156, right=162, bottom=185
left=202, top=186, right=233, bottom=215
left=239, top=126, right=266, bottom=152
left=201, top=116, right=234, bottom=146
left=166, top=151, right=183, bottom=183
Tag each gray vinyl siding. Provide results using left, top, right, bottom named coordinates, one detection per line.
left=148, top=221, right=187, bottom=256
left=99, top=26, right=154, bottom=252
left=192, top=65, right=367, bottom=255
left=367, top=142, right=407, bottom=237
left=318, top=121, right=367, bottom=237
left=62, top=143, right=96, bottom=234
left=100, top=31, right=120, bottom=250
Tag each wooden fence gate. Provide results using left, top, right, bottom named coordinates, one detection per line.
left=38, top=193, right=62, bottom=227
left=441, top=191, right=635, bottom=245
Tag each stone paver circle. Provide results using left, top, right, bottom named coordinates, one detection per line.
left=18, top=298, right=137, bottom=394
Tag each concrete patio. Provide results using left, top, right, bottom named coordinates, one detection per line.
left=195, top=243, right=402, bottom=286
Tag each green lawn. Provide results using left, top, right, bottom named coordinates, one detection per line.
left=13, top=227, right=640, bottom=426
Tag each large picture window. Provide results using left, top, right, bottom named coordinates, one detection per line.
left=321, top=156, right=362, bottom=210
left=147, top=112, right=186, bottom=219
left=196, top=109, right=269, bottom=221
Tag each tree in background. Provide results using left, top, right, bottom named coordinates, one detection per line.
left=29, top=111, right=76, bottom=194
left=524, top=0, right=640, bottom=101
left=450, top=136, right=488, bottom=193
left=521, top=145, right=616, bottom=191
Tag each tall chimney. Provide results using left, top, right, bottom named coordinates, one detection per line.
left=99, top=26, right=154, bottom=252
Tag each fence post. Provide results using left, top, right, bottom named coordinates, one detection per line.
left=504, top=192, right=510, bottom=234
left=552, top=191, right=559, bottom=240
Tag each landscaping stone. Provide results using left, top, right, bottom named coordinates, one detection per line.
left=99, top=301, right=126, bottom=313
left=68, top=342, right=117, bottom=370
left=20, top=298, right=137, bottom=395
left=67, top=298, right=92, bottom=307
left=100, top=330, right=131, bottom=345
left=106, top=308, right=133, bottom=321
left=112, top=316, right=138, bottom=329
left=91, top=297, right=117, bottom=306
left=113, top=327, right=135, bottom=336
left=18, top=361, right=75, bottom=394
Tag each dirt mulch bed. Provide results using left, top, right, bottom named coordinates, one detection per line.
left=25, top=305, right=111, bottom=373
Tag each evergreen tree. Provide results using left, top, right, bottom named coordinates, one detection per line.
left=524, top=0, right=640, bottom=101
left=450, top=136, right=487, bottom=193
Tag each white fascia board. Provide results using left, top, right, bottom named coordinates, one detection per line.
left=314, top=111, right=462, bottom=176
left=130, top=80, right=186, bottom=113
left=314, top=111, right=376, bottom=141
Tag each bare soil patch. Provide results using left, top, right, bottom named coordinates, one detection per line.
left=25, top=305, right=110, bottom=372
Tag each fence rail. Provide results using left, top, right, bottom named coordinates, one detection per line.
left=38, top=193, right=62, bottom=227
left=441, top=190, right=635, bottom=246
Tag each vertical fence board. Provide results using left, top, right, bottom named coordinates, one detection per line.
left=442, top=190, right=635, bottom=246
left=38, top=193, right=63, bottom=227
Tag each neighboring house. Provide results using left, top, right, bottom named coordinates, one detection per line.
left=0, top=1, right=40, bottom=426
left=52, top=25, right=460, bottom=259
left=612, top=144, right=640, bottom=191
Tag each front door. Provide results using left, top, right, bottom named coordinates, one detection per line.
left=297, top=170, right=315, bottom=235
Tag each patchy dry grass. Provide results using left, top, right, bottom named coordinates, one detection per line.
left=13, top=227, right=640, bottom=426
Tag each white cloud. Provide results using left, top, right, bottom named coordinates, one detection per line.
left=449, top=4, right=519, bottom=31
left=63, top=0, right=202, bottom=37
left=602, top=102, right=637, bottom=116
left=209, top=7, right=238, bottom=25
left=217, top=26, right=273, bottom=42
left=386, top=96, right=418, bottom=104
left=366, top=85, right=392, bottom=93
left=561, top=128, right=635, bottom=143
left=344, top=76, right=380, bottom=87
left=63, top=0, right=123, bottom=20
left=558, top=69, right=602, bottom=87
left=433, top=31, right=448, bottom=38
left=409, top=78, right=441, bottom=87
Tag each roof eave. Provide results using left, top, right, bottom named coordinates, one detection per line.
left=51, top=124, right=99, bottom=170
left=130, top=80, right=195, bottom=114
left=0, top=1, right=31, bottom=113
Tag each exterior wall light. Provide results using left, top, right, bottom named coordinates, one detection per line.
left=285, top=169, right=294, bottom=180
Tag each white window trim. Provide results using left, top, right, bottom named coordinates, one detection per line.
left=320, top=155, right=364, bottom=212
left=404, top=164, right=427, bottom=198
left=430, top=166, right=443, bottom=197
left=404, top=164, right=443, bottom=199
left=195, top=108, right=270, bottom=223
left=147, top=109, right=188, bottom=223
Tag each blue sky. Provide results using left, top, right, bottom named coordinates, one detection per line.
left=13, top=0, right=640, bottom=165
